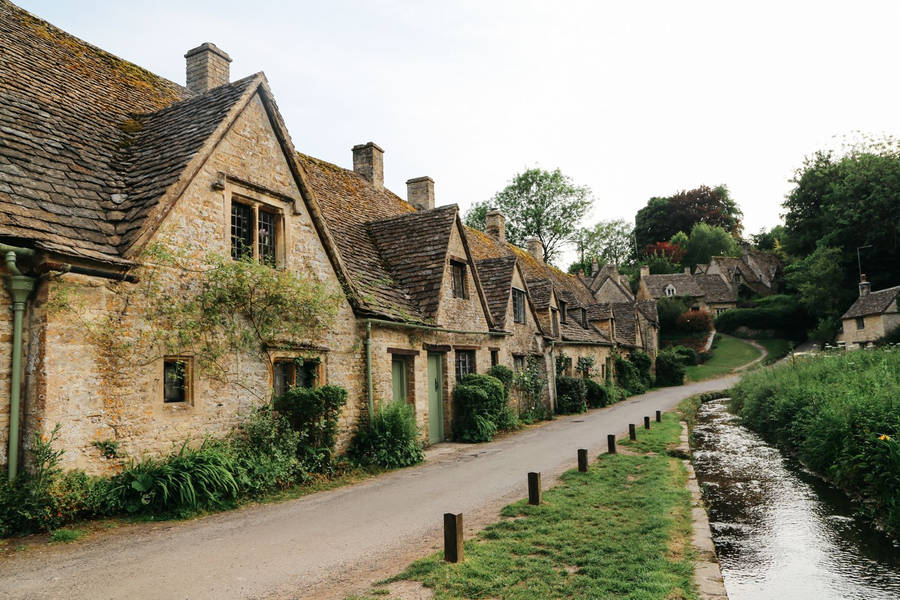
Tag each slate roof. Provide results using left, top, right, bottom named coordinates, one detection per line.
left=841, top=286, right=900, bottom=319
left=636, top=300, right=658, bottom=324
left=612, top=303, right=637, bottom=346
left=642, top=273, right=705, bottom=298
left=694, top=274, right=737, bottom=304
left=560, top=319, right=610, bottom=344
left=0, top=1, right=260, bottom=264
left=709, top=255, right=772, bottom=296
left=474, top=255, right=517, bottom=328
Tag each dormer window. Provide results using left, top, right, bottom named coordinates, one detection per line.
left=451, top=261, right=468, bottom=299
left=230, top=198, right=282, bottom=265
left=512, top=288, right=526, bottom=323
left=580, top=308, right=587, bottom=328
left=665, top=284, right=676, bottom=297
left=551, top=308, right=559, bottom=337
left=559, top=300, right=568, bottom=323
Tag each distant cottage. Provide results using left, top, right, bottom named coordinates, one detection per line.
left=836, top=275, right=900, bottom=349
left=0, top=0, right=657, bottom=474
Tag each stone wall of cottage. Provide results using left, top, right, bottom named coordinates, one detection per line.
left=437, top=223, right=492, bottom=332
left=0, top=265, right=12, bottom=467
left=556, top=344, right=612, bottom=383
left=21, top=93, right=362, bottom=474
left=839, top=306, right=899, bottom=347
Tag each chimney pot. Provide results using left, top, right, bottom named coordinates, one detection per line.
left=352, top=142, right=384, bottom=189
left=859, top=274, right=871, bottom=296
left=406, top=176, right=434, bottom=211
left=485, top=209, right=506, bottom=243
left=185, top=43, right=231, bottom=93
left=526, top=237, right=543, bottom=264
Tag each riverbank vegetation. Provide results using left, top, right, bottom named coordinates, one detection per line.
left=354, top=413, right=696, bottom=600
left=730, top=348, right=900, bottom=534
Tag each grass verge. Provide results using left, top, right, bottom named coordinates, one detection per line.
left=755, top=338, right=792, bottom=364
left=684, top=335, right=760, bottom=381
left=353, top=413, right=696, bottom=600
left=49, top=528, right=85, bottom=543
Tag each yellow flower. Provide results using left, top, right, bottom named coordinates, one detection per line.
left=878, top=434, right=891, bottom=441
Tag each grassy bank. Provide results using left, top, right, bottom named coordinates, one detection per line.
left=353, top=413, right=696, bottom=600
left=731, top=348, right=900, bottom=534
left=684, top=335, right=760, bottom=381
left=756, top=338, right=792, bottom=364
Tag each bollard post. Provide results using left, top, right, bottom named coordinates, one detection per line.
left=656, top=410, right=661, bottom=423
left=528, top=472, right=541, bottom=505
left=444, top=513, right=464, bottom=563
left=607, top=434, right=616, bottom=454
left=644, top=416, right=651, bottom=430
left=578, top=448, right=588, bottom=472
left=629, top=423, right=636, bottom=440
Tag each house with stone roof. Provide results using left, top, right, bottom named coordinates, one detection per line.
left=701, top=245, right=782, bottom=298
left=836, top=276, right=900, bottom=349
left=636, top=267, right=738, bottom=316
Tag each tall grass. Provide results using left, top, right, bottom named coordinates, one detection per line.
left=731, top=348, right=900, bottom=533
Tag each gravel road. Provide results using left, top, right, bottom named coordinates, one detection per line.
left=0, top=376, right=737, bottom=600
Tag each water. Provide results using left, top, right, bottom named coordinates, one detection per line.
left=692, top=399, right=900, bottom=600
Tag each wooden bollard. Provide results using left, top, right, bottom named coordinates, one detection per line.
left=528, top=472, right=541, bottom=505
left=607, top=434, right=616, bottom=454
left=578, top=448, right=588, bottom=472
left=443, top=513, right=464, bottom=563
left=656, top=410, right=662, bottom=423
left=644, top=416, right=651, bottom=430
left=629, top=423, right=636, bottom=440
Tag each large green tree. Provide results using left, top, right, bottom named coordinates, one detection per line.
left=681, top=223, right=739, bottom=270
left=634, top=185, right=742, bottom=251
left=464, top=168, right=593, bottom=264
left=568, top=219, right=634, bottom=274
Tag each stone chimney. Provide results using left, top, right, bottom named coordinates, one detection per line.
left=859, top=273, right=871, bottom=296
left=485, top=210, right=506, bottom=243
left=352, top=142, right=384, bottom=189
left=526, top=237, right=543, bottom=264
left=640, top=265, right=650, bottom=279
left=591, top=257, right=599, bottom=276
left=406, top=177, right=434, bottom=211
left=185, top=43, right=231, bottom=93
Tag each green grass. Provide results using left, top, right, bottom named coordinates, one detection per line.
left=49, top=528, right=85, bottom=543
left=756, top=338, right=792, bottom=364
left=684, top=335, right=761, bottom=381
left=355, top=413, right=695, bottom=600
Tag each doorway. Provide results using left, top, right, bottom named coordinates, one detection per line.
left=427, top=353, right=444, bottom=444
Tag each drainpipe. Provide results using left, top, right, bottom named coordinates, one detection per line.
left=364, top=321, right=374, bottom=428
left=2, top=245, right=36, bottom=481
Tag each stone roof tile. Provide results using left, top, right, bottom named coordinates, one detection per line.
left=842, top=285, right=900, bottom=319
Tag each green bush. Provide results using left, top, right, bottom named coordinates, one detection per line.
left=274, top=384, right=347, bottom=473
left=657, top=296, right=691, bottom=332
left=714, top=294, right=813, bottom=339
left=487, top=365, right=514, bottom=399
left=671, top=345, right=699, bottom=365
left=349, top=401, right=424, bottom=469
left=876, top=326, right=900, bottom=347
left=605, top=383, right=627, bottom=404
left=584, top=379, right=608, bottom=408
left=229, top=406, right=301, bottom=494
left=614, top=355, right=645, bottom=395
left=731, top=348, right=900, bottom=534
left=654, top=349, right=686, bottom=387
left=631, top=350, right=653, bottom=387
left=555, top=376, right=587, bottom=414
left=452, top=374, right=508, bottom=443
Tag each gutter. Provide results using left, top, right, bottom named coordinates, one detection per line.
left=364, top=321, right=374, bottom=427
left=1, top=244, right=36, bottom=481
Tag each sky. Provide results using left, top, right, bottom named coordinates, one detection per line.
left=17, top=0, right=900, bottom=265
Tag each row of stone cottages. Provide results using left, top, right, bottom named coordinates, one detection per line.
left=0, top=1, right=657, bottom=475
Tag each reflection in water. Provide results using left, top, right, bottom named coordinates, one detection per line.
left=692, top=400, right=900, bottom=600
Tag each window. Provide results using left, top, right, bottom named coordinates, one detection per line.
left=856, top=317, right=865, bottom=330
left=163, top=358, right=190, bottom=404
left=490, top=350, right=499, bottom=367
left=664, top=284, right=676, bottom=297
left=455, top=350, right=476, bottom=381
left=559, top=301, right=567, bottom=323
left=580, top=308, right=587, bottom=328
left=551, top=308, right=559, bottom=337
left=512, top=288, right=526, bottom=323
left=230, top=199, right=281, bottom=265
left=391, top=357, right=408, bottom=404
left=273, top=358, right=318, bottom=397
left=451, top=261, right=467, bottom=298
left=513, top=355, right=526, bottom=373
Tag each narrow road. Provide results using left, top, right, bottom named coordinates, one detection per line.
left=0, top=377, right=738, bottom=600
left=734, top=337, right=767, bottom=372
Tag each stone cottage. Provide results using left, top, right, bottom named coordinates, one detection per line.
left=636, top=267, right=738, bottom=316
left=836, top=276, right=900, bottom=349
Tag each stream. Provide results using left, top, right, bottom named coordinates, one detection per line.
left=691, top=399, right=900, bottom=600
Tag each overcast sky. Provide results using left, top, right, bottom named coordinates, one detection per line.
left=19, top=0, right=900, bottom=264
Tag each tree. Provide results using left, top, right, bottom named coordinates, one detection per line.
left=682, top=223, right=739, bottom=270
left=634, top=185, right=742, bottom=250
left=569, top=219, right=634, bottom=274
left=463, top=201, right=489, bottom=231
left=463, top=168, right=593, bottom=264
left=751, top=225, right=786, bottom=251
left=785, top=244, right=844, bottom=341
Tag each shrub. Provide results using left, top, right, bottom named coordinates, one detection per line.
left=714, top=294, right=813, bottom=339
left=229, top=406, right=301, bottom=495
left=654, top=349, right=686, bottom=387
left=675, top=310, right=713, bottom=333
left=584, top=379, right=608, bottom=408
left=671, top=345, right=699, bottom=365
left=348, top=401, right=424, bottom=469
left=875, top=326, right=900, bottom=347
left=274, top=385, right=347, bottom=473
left=657, top=296, right=691, bottom=332
left=555, top=376, right=587, bottom=414
left=605, top=383, right=627, bottom=404
left=614, top=355, right=645, bottom=395
left=731, top=348, right=900, bottom=534
left=452, top=374, right=507, bottom=443
left=631, top=350, right=653, bottom=387
left=513, top=357, right=549, bottom=422
left=487, top=365, right=514, bottom=401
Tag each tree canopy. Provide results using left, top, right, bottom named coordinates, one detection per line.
left=464, top=168, right=593, bottom=265
left=680, top=223, right=739, bottom=270
left=634, top=185, right=742, bottom=250
left=568, top=219, right=634, bottom=275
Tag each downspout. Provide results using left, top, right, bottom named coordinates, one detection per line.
left=364, top=321, right=374, bottom=428
left=2, top=245, right=36, bottom=482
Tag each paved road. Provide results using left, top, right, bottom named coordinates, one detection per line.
left=0, top=377, right=737, bottom=600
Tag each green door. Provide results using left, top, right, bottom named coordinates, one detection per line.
left=391, top=357, right=407, bottom=404
left=427, top=353, right=444, bottom=444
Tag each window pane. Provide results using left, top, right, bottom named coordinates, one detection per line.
left=392, top=358, right=407, bottom=403
left=452, top=263, right=466, bottom=298
left=513, top=290, right=525, bottom=323
left=455, top=350, right=474, bottom=381
left=231, top=202, right=253, bottom=260
left=164, top=360, right=187, bottom=403
left=298, top=361, right=317, bottom=388
left=273, top=360, right=295, bottom=397
left=258, top=209, right=277, bottom=265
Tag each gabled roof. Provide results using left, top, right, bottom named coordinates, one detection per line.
left=474, top=255, right=517, bottom=327
left=841, top=286, right=900, bottom=319
left=611, top=303, right=638, bottom=346
left=560, top=319, right=611, bottom=344
left=642, top=273, right=705, bottom=298
left=636, top=300, right=659, bottom=324
left=694, top=274, right=737, bottom=304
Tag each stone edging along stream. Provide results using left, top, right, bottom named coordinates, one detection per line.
left=676, top=420, right=729, bottom=600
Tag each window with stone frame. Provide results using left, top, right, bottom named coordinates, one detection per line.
left=490, top=350, right=499, bottom=367
left=513, top=354, right=526, bottom=373
left=856, top=317, right=865, bottom=330
left=664, top=284, right=676, bottom=297
left=230, top=198, right=282, bottom=265
left=580, top=308, right=587, bottom=328
left=163, top=357, right=191, bottom=404
left=273, top=358, right=318, bottom=397
left=551, top=308, right=559, bottom=337
left=512, top=288, right=526, bottom=323
left=455, top=350, right=476, bottom=380
left=450, top=261, right=467, bottom=299
left=559, top=300, right=567, bottom=323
